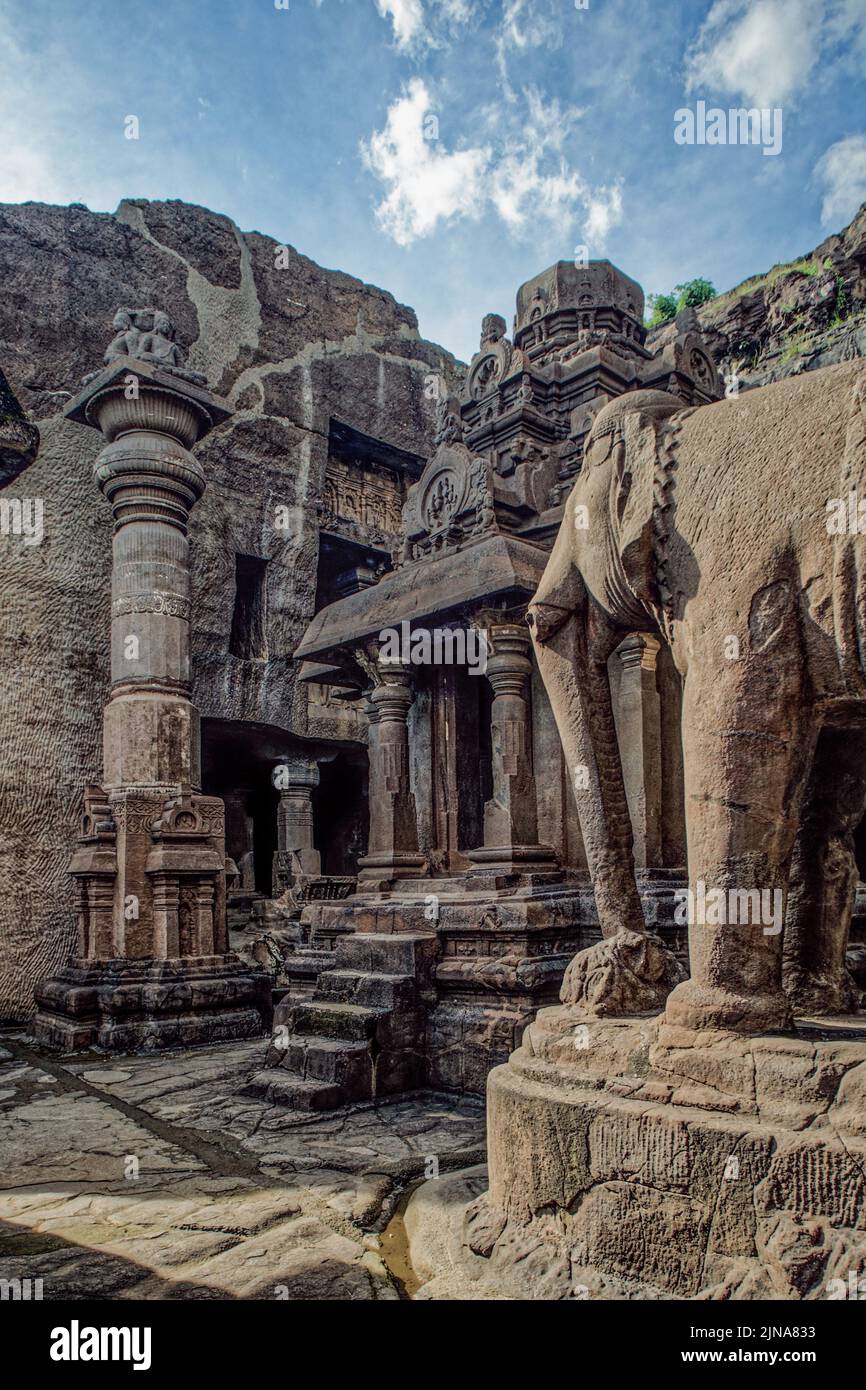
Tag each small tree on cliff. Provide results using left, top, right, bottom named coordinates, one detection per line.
left=647, top=278, right=717, bottom=327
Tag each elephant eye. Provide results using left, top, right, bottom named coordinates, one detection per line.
left=586, top=433, right=613, bottom=468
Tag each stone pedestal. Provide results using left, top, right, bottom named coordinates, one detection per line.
left=462, top=1008, right=866, bottom=1299
left=33, top=358, right=269, bottom=1050
left=358, top=662, right=425, bottom=885
left=468, top=624, right=555, bottom=876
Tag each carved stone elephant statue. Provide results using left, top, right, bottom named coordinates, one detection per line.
left=528, top=361, right=866, bottom=1035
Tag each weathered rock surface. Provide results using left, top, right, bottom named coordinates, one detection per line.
left=0, top=198, right=460, bottom=1021
left=0, top=1033, right=484, bottom=1299
left=440, top=1008, right=866, bottom=1300
left=649, top=200, right=866, bottom=387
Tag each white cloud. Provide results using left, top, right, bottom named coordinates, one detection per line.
left=686, top=0, right=866, bottom=107
left=489, top=90, right=588, bottom=232
left=585, top=185, right=624, bottom=243
left=361, top=78, right=490, bottom=245
left=685, top=0, right=816, bottom=107
left=362, top=82, right=623, bottom=250
left=375, top=0, right=426, bottom=50
left=495, top=0, right=564, bottom=92
left=815, top=134, right=866, bottom=227
left=438, top=0, right=472, bottom=19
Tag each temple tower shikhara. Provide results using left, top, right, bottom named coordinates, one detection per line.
left=34, top=314, right=269, bottom=1048
left=244, top=260, right=722, bottom=1106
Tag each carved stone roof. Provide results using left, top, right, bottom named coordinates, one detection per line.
left=295, top=533, right=548, bottom=659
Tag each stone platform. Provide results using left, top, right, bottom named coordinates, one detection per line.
left=453, top=1007, right=866, bottom=1299
left=0, top=1034, right=485, bottom=1301
left=33, top=954, right=271, bottom=1051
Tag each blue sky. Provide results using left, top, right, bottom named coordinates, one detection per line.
left=2, top=0, right=865, bottom=361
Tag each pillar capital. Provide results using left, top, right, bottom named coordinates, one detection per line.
left=274, top=757, right=321, bottom=792
left=368, top=664, right=414, bottom=723
left=485, top=623, right=534, bottom=695
left=617, top=632, right=661, bottom=673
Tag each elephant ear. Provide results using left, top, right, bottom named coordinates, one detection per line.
left=606, top=390, right=684, bottom=611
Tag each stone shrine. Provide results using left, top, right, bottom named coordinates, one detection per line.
left=245, top=259, right=722, bottom=1106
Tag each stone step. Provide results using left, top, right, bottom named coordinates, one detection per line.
left=316, top=969, right=416, bottom=1010
left=276, top=1034, right=372, bottom=1085
left=289, top=999, right=379, bottom=1041
left=242, top=1070, right=346, bottom=1110
left=334, top=932, right=436, bottom=977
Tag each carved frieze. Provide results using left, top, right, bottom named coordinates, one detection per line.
left=321, top=457, right=403, bottom=542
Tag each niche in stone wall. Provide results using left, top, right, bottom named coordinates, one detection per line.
left=230, top=554, right=269, bottom=660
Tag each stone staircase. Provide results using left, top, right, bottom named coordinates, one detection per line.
left=244, top=932, right=437, bottom=1110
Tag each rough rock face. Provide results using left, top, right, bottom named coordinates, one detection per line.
left=649, top=201, right=866, bottom=387
left=0, top=198, right=459, bottom=1021
left=0, top=368, right=39, bottom=483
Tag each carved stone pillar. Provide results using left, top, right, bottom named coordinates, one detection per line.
left=33, top=347, right=269, bottom=1050
left=273, top=759, right=321, bottom=892
left=358, top=662, right=425, bottom=884
left=615, top=633, right=663, bottom=870
left=469, top=623, right=556, bottom=874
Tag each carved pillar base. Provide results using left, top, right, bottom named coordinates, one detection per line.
left=33, top=955, right=271, bottom=1052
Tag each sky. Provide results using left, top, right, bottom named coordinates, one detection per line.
left=1, top=0, right=865, bottom=362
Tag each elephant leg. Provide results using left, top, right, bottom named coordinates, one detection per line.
left=783, top=727, right=866, bottom=1016
left=664, top=660, right=816, bottom=1035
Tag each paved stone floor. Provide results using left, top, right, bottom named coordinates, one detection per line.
left=0, top=1033, right=486, bottom=1300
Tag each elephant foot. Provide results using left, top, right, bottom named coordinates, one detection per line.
left=785, top=968, right=862, bottom=1018
left=663, top=979, right=792, bottom=1035
left=559, top=929, right=685, bottom=1016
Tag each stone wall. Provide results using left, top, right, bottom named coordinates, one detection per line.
left=0, top=198, right=459, bottom=1020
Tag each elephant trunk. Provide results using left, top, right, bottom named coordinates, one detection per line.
left=529, top=595, right=645, bottom=938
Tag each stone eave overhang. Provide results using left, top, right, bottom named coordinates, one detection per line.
left=295, top=533, right=549, bottom=661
